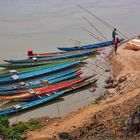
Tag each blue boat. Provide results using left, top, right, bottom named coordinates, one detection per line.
left=0, top=68, right=79, bottom=92
left=0, top=61, right=81, bottom=85
left=0, top=69, right=81, bottom=93
left=0, top=91, right=65, bottom=116
left=0, top=78, right=97, bottom=116
left=57, top=39, right=124, bottom=51
left=5, top=50, right=96, bottom=64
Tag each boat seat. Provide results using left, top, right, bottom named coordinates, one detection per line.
left=38, top=95, right=42, bottom=98
left=29, top=89, right=36, bottom=94
left=71, top=86, right=76, bottom=89
left=41, top=80, right=49, bottom=85
left=13, top=105, right=22, bottom=110
left=9, top=69, right=17, bottom=75
left=32, top=57, right=37, bottom=61
left=11, top=74, right=19, bottom=80
left=69, top=86, right=76, bottom=90
left=29, top=82, right=33, bottom=85
left=19, top=81, right=25, bottom=86
left=16, top=82, right=26, bottom=89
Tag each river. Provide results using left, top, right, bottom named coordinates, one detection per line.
left=0, top=0, right=139, bottom=122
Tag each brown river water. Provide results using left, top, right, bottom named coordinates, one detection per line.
left=0, top=0, right=139, bottom=122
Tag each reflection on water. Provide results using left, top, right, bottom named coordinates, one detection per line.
left=0, top=0, right=139, bottom=122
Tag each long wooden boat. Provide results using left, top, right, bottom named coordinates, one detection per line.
left=0, top=57, right=85, bottom=78
left=0, top=57, right=86, bottom=69
left=31, top=50, right=83, bottom=58
left=0, top=61, right=72, bottom=78
left=57, top=39, right=124, bottom=51
left=0, top=69, right=82, bottom=92
left=32, top=50, right=101, bottom=58
left=5, top=50, right=97, bottom=64
left=0, top=68, right=79, bottom=93
left=0, top=76, right=93, bottom=101
left=0, top=60, right=81, bottom=85
left=0, top=78, right=97, bottom=116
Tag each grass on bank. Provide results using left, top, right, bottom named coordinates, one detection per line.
left=91, top=99, right=101, bottom=105
left=0, top=116, right=42, bottom=140
left=119, top=115, right=126, bottom=128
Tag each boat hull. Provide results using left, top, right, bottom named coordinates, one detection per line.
left=0, top=61, right=81, bottom=85
left=5, top=50, right=96, bottom=64
left=57, top=39, right=124, bottom=51
left=0, top=76, right=93, bottom=101
left=0, top=69, right=82, bottom=92
left=0, top=57, right=85, bottom=69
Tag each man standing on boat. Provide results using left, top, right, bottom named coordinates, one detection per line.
left=112, top=28, right=117, bottom=42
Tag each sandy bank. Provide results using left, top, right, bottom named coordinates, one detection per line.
left=27, top=36, right=140, bottom=140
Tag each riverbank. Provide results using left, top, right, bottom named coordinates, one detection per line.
left=27, top=36, right=140, bottom=140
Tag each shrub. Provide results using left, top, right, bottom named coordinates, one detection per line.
left=0, top=116, right=42, bottom=140
left=27, top=119, right=42, bottom=131
left=120, top=115, right=126, bottom=128
left=12, top=122, right=28, bottom=133
left=0, top=125, right=13, bottom=140
left=0, top=116, right=10, bottom=128
left=91, top=99, right=101, bottom=105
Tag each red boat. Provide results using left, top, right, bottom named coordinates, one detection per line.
left=0, top=75, right=93, bottom=101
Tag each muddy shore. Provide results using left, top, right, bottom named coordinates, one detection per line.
left=27, top=37, right=140, bottom=140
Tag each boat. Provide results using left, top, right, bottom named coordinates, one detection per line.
left=0, top=68, right=79, bottom=93
left=0, top=69, right=82, bottom=92
left=31, top=50, right=84, bottom=58
left=5, top=50, right=97, bottom=64
left=0, top=57, right=85, bottom=78
left=0, top=78, right=97, bottom=116
left=0, top=60, right=81, bottom=85
left=0, top=61, right=50, bottom=68
left=0, top=56, right=86, bottom=69
left=0, top=61, right=73, bottom=78
left=57, top=39, right=124, bottom=51
left=31, top=50, right=101, bottom=58
left=0, top=75, right=93, bottom=101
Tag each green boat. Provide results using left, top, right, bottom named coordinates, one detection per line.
left=0, top=56, right=87, bottom=69
left=0, top=57, right=87, bottom=78
left=0, top=61, right=49, bottom=68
